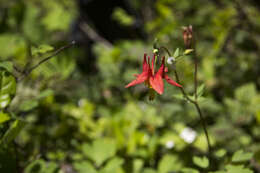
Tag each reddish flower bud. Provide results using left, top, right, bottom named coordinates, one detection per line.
left=182, top=25, right=193, bottom=48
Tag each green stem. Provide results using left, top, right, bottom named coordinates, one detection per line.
left=159, top=46, right=211, bottom=153
left=194, top=50, right=198, bottom=100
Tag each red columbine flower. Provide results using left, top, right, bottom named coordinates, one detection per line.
left=125, top=53, right=182, bottom=95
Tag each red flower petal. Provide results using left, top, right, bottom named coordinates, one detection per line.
left=164, top=74, right=182, bottom=87
left=151, top=54, right=155, bottom=75
left=125, top=54, right=151, bottom=88
left=142, top=54, right=149, bottom=72
left=125, top=71, right=149, bottom=88
left=149, top=75, right=164, bottom=95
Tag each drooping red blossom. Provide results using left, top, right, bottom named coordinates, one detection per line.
left=125, top=54, right=182, bottom=95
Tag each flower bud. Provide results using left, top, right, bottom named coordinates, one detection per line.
left=182, top=25, right=193, bottom=48
left=153, top=49, right=159, bottom=54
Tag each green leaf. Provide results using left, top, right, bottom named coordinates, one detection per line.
left=143, top=168, right=157, bottom=173
left=214, top=149, right=227, bottom=158
left=41, top=1, right=75, bottom=31
left=112, top=7, right=134, bottom=26
left=24, top=159, right=46, bottom=173
left=19, top=100, right=39, bottom=112
left=232, top=150, right=253, bottom=162
left=173, top=93, right=185, bottom=100
left=1, top=119, right=26, bottom=145
left=133, top=159, right=144, bottom=173
left=225, top=164, right=253, bottom=173
left=0, top=70, right=16, bottom=109
left=192, top=156, right=209, bottom=168
left=31, top=44, right=54, bottom=57
left=82, top=138, right=117, bottom=167
left=74, top=161, right=97, bottom=173
left=197, top=84, right=205, bottom=97
left=181, top=167, right=199, bottom=173
left=37, top=89, right=54, bottom=99
left=158, top=154, right=182, bottom=173
left=100, top=157, right=124, bottom=173
left=0, top=61, right=13, bottom=73
left=173, top=48, right=180, bottom=58
left=0, top=111, right=10, bottom=124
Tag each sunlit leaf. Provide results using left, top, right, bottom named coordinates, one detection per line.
left=192, top=156, right=209, bottom=168
left=0, top=69, right=16, bottom=109
left=0, top=111, right=10, bottom=124
left=232, top=150, right=253, bottom=163
left=1, top=119, right=26, bottom=145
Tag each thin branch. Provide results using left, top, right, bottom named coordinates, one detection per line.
left=17, top=41, right=76, bottom=81
left=79, top=21, right=113, bottom=48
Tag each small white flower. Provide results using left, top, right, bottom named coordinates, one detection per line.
left=78, top=99, right=85, bottom=107
left=167, top=57, right=175, bottom=64
left=180, top=127, right=197, bottom=144
left=165, top=140, right=175, bottom=149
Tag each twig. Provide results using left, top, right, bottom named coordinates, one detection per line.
left=17, top=41, right=76, bottom=81
left=79, top=21, right=113, bottom=48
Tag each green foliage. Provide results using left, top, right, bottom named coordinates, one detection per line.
left=232, top=150, right=254, bottom=163
left=192, top=156, right=209, bottom=168
left=82, top=138, right=117, bottom=167
left=1, top=0, right=260, bottom=173
left=112, top=8, right=134, bottom=26
left=0, top=69, right=16, bottom=109
left=0, top=119, right=26, bottom=145
left=31, top=44, right=54, bottom=57
left=0, top=111, right=10, bottom=124
left=225, top=165, right=253, bottom=173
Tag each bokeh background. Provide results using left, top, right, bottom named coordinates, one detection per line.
left=1, top=0, right=260, bottom=172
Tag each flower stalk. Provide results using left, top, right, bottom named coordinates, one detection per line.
left=159, top=45, right=211, bottom=153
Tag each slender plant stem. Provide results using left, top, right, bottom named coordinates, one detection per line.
left=194, top=50, right=198, bottom=100
left=17, top=41, right=76, bottom=81
left=159, top=46, right=211, bottom=153
left=194, top=102, right=211, bottom=152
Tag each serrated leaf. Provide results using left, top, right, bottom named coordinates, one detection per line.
left=192, top=156, right=209, bottom=168
left=0, top=111, right=10, bottom=124
left=0, top=70, right=16, bottom=109
left=1, top=119, right=26, bottom=145
left=82, top=138, right=117, bottom=167
left=232, top=150, right=253, bottom=162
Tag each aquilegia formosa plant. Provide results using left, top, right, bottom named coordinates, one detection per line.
left=125, top=26, right=211, bottom=155
left=125, top=53, right=182, bottom=95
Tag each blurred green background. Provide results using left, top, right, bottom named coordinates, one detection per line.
left=1, top=0, right=260, bottom=172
